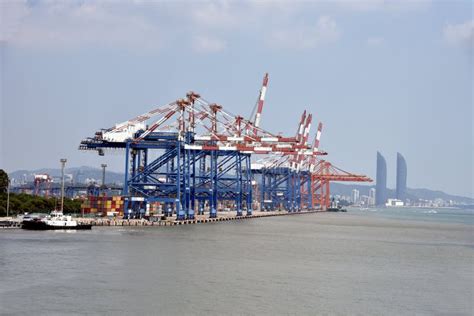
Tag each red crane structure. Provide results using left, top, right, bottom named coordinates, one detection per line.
left=309, top=161, right=372, bottom=209
left=34, top=174, right=52, bottom=197
left=80, top=73, right=372, bottom=218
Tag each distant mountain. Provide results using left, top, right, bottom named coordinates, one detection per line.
left=7, top=166, right=473, bottom=204
left=8, top=166, right=124, bottom=185
left=330, top=183, right=474, bottom=204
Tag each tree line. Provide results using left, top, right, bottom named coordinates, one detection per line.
left=0, top=169, right=82, bottom=216
left=0, top=193, right=82, bottom=216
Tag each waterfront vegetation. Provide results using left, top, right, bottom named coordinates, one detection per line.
left=0, top=169, right=8, bottom=194
left=0, top=168, right=82, bottom=216
left=0, top=192, right=82, bottom=216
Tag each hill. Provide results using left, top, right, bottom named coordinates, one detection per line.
left=8, top=166, right=124, bottom=185
left=6, top=166, right=473, bottom=204
left=330, top=183, right=473, bottom=204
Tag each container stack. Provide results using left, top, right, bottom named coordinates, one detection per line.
left=81, top=195, right=124, bottom=216
left=148, top=202, right=161, bottom=215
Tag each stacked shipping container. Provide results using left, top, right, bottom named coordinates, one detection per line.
left=81, top=195, right=124, bottom=216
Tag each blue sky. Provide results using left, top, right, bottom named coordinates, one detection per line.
left=1, top=0, right=472, bottom=197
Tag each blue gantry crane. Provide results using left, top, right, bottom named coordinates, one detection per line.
left=79, top=74, right=370, bottom=219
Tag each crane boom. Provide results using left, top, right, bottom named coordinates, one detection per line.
left=253, top=73, right=269, bottom=129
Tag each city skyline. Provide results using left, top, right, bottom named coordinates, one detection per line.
left=376, top=151, right=410, bottom=205
left=1, top=1, right=472, bottom=197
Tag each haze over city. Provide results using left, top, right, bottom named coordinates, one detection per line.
left=1, top=0, right=472, bottom=197
left=1, top=2, right=473, bottom=316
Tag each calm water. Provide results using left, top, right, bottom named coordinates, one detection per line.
left=1, top=210, right=472, bottom=315
left=350, top=206, right=474, bottom=224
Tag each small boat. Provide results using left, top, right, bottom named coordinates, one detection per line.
left=326, top=198, right=347, bottom=212
left=327, top=207, right=347, bottom=212
left=22, top=211, right=92, bottom=230
left=21, top=213, right=46, bottom=222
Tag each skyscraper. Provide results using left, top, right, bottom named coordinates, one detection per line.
left=369, top=188, right=376, bottom=206
left=375, top=151, right=387, bottom=206
left=396, top=152, right=407, bottom=201
left=352, top=189, right=360, bottom=204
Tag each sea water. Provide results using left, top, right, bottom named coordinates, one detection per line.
left=350, top=206, right=474, bottom=224
left=1, top=209, right=472, bottom=315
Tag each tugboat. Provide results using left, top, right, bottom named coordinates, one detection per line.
left=22, top=210, right=92, bottom=230
left=327, top=206, right=347, bottom=212
left=326, top=198, right=347, bottom=212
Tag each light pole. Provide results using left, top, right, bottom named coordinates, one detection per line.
left=100, top=164, right=107, bottom=216
left=6, top=179, right=10, bottom=217
left=101, top=164, right=107, bottom=188
left=60, top=158, right=67, bottom=212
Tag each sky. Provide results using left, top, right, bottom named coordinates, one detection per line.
left=0, top=0, right=472, bottom=197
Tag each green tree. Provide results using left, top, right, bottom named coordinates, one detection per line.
left=0, top=190, right=82, bottom=216
left=0, top=169, right=9, bottom=194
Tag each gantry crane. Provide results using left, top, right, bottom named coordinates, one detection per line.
left=79, top=73, right=371, bottom=218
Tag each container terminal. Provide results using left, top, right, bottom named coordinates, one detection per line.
left=9, top=73, right=371, bottom=224
left=75, top=73, right=372, bottom=221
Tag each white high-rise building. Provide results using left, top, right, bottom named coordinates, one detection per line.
left=369, top=188, right=376, bottom=206
left=352, top=189, right=360, bottom=204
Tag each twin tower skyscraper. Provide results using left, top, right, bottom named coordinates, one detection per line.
left=375, top=152, right=407, bottom=206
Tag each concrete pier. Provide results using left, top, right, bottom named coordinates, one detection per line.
left=0, top=210, right=324, bottom=229
left=0, top=220, right=21, bottom=229
left=76, top=210, right=323, bottom=227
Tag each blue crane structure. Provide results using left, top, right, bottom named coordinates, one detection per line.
left=79, top=74, right=371, bottom=219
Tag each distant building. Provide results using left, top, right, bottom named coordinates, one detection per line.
left=352, top=189, right=360, bottom=204
left=386, top=198, right=404, bottom=207
left=396, top=152, right=407, bottom=201
left=376, top=151, right=387, bottom=206
left=359, top=195, right=369, bottom=206
left=369, top=188, right=376, bottom=206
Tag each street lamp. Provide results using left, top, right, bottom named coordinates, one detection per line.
left=100, top=164, right=107, bottom=216
left=101, top=164, right=107, bottom=188
left=6, top=179, right=10, bottom=217
left=60, top=158, right=67, bottom=212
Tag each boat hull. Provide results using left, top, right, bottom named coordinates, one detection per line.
left=326, top=207, right=347, bottom=212
left=22, top=221, right=92, bottom=230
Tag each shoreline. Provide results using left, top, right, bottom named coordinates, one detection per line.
left=0, top=210, right=325, bottom=229
left=79, top=210, right=324, bottom=227
left=2, top=209, right=472, bottom=230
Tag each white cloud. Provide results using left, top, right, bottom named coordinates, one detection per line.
left=316, top=16, right=340, bottom=42
left=443, top=20, right=474, bottom=47
left=191, top=1, right=240, bottom=29
left=191, top=0, right=300, bottom=29
left=0, top=0, right=30, bottom=43
left=189, top=2, right=344, bottom=52
left=193, top=35, right=226, bottom=53
left=367, top=37, right=385, bottom=47
left=334, top=0, right=431, bottom=12
left=1, top=1, right=161, bottom=51
left=2, top=0, right=433, bottom=54
left=269, top=16, right=340, bottom=50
